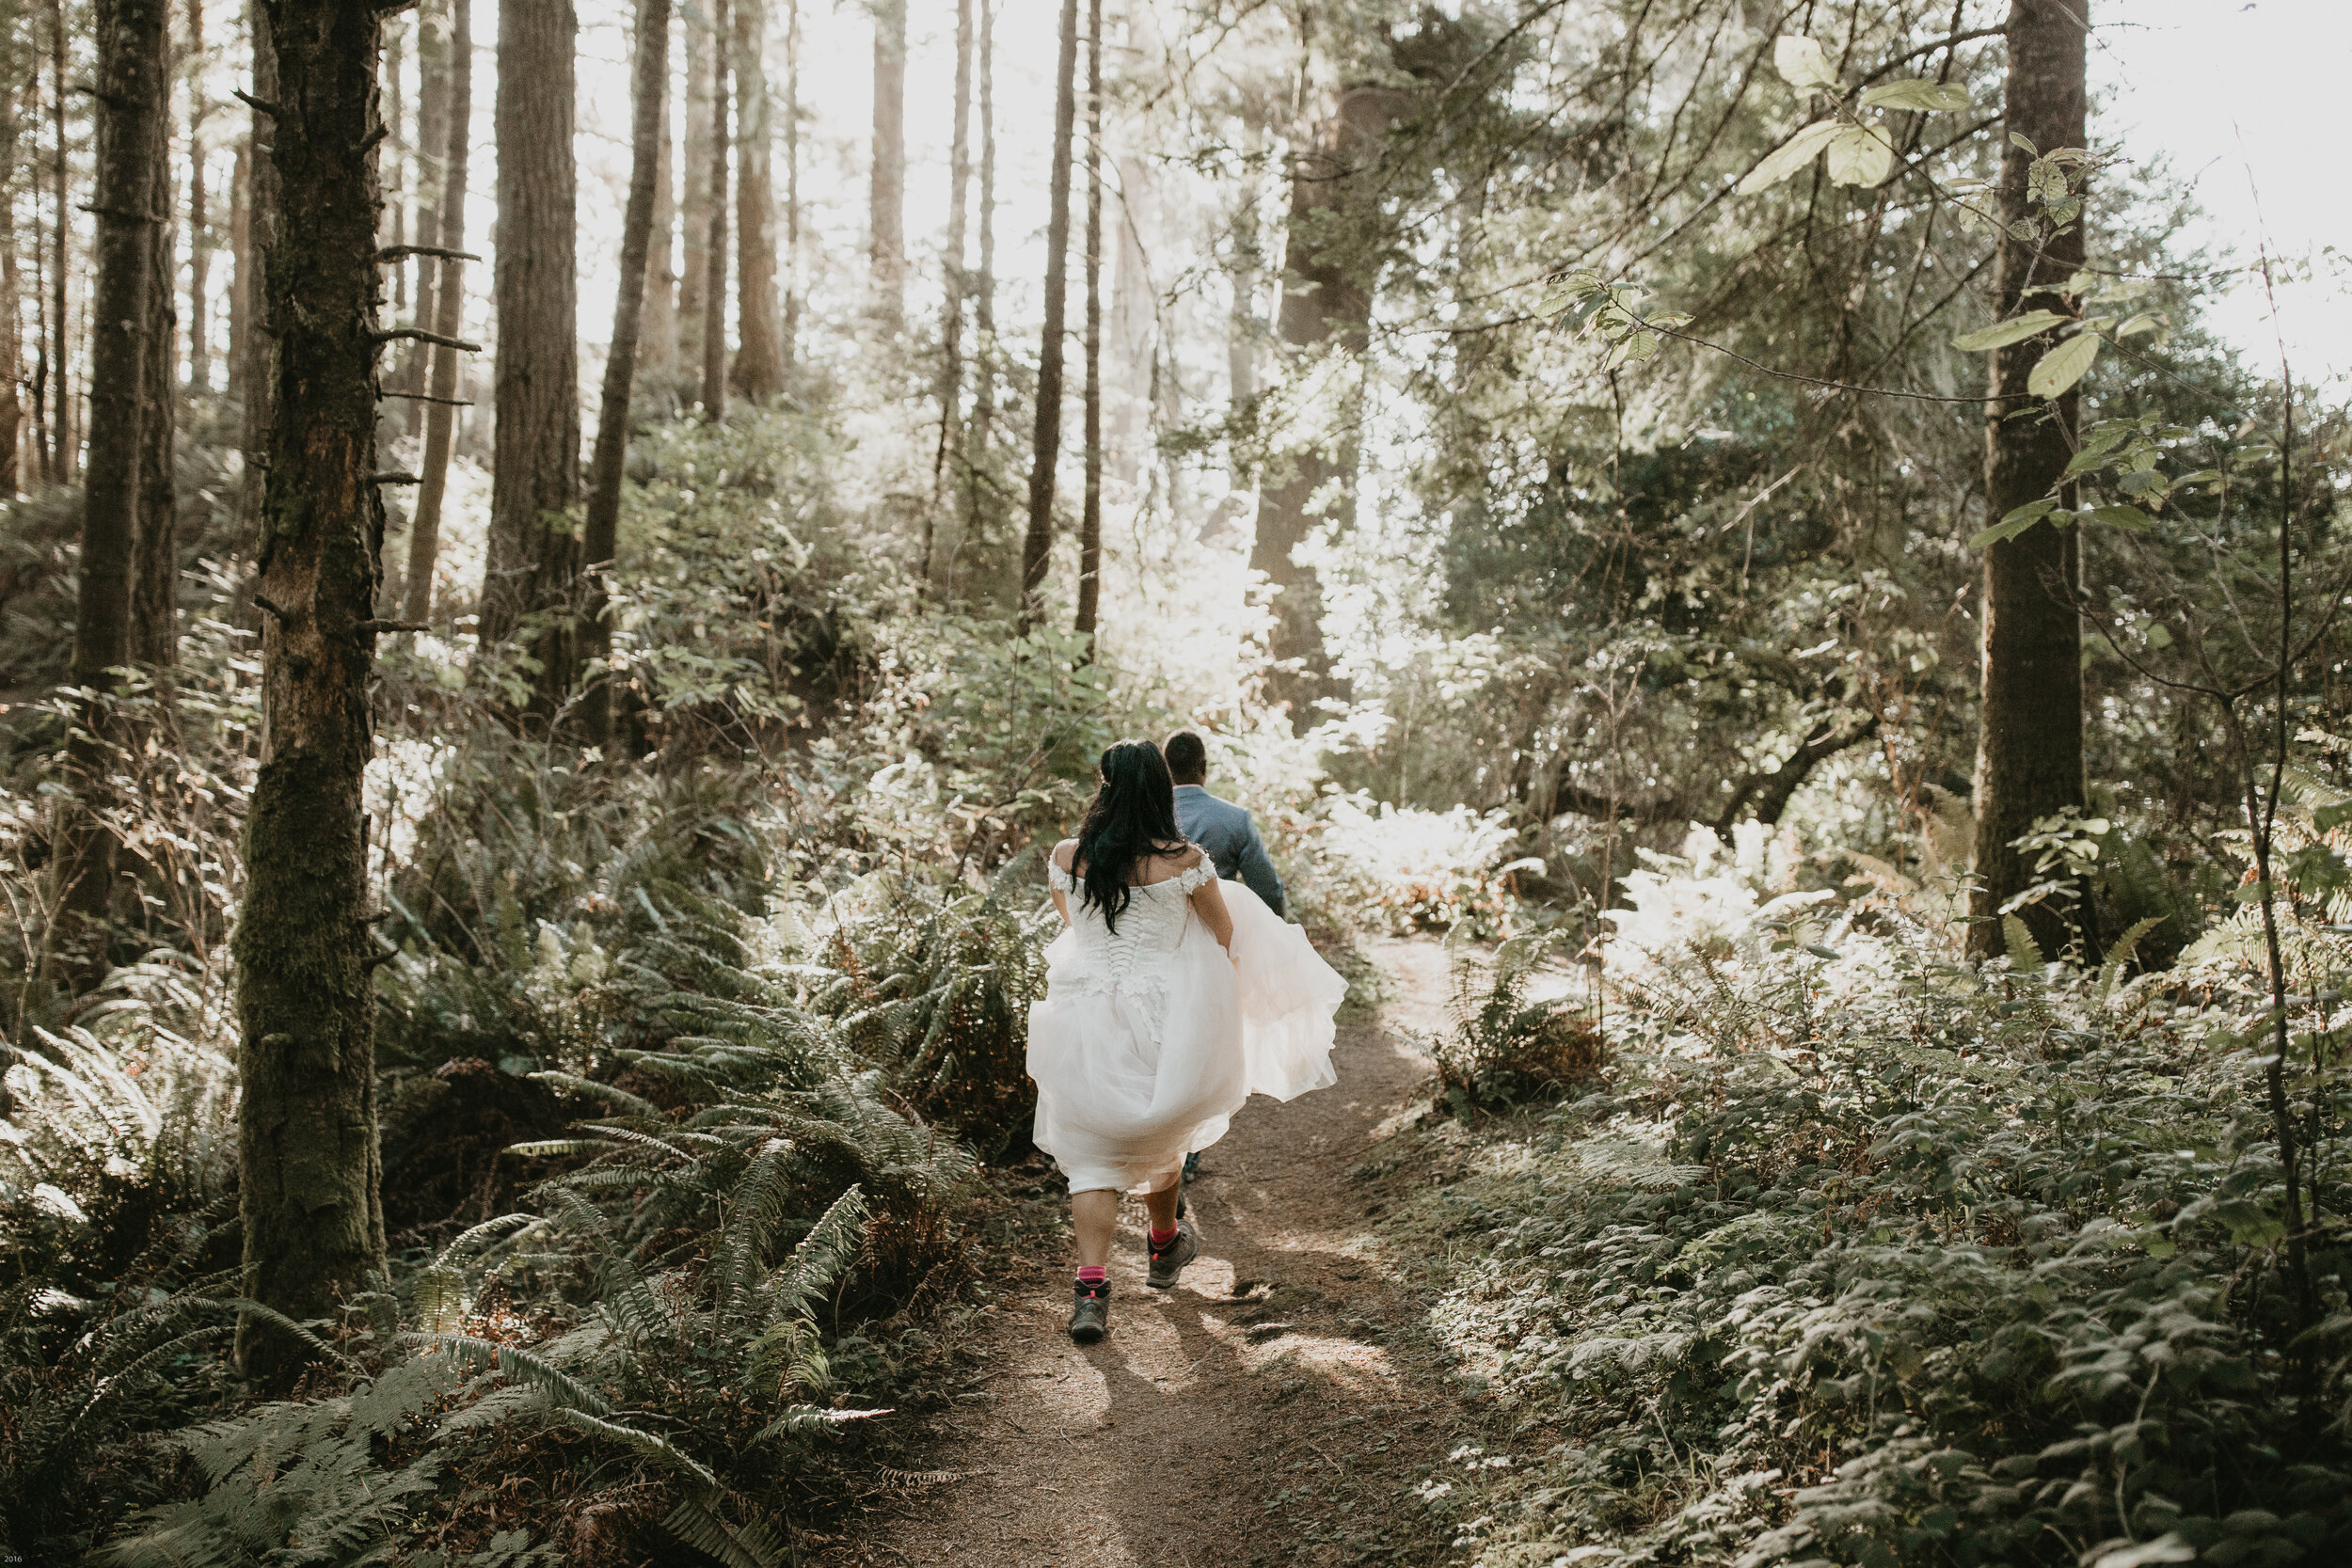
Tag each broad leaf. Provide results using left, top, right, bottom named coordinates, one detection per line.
left=1823, top=126, right=1895, bottom=186
left=1772, top=35, right=1836, bottom=89
left=2116, top=311, right=2161, bottom=338
left=1859, top=79, right=1970, bottom=112
left=1737, top=120, right=1843, bottom=194
left=1967, top=499, right=2058, bottom=548
left=2083, top=504, right=2153, bottom=531
left=2026, top=331, right=2101, bottom=398
left=1951, top=309, right=2069, bottom=352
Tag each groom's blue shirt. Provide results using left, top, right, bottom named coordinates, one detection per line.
left=1173, top=784, right=1286, bottom=917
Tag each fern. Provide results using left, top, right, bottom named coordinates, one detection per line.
left=2001, top=913, right=2045, bottom=972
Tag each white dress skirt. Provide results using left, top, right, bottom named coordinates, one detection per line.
left=1027, top=856, right=1347, bottom=1193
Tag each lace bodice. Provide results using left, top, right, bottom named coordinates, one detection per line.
left=1046, top=852, right=1218, bottom=1002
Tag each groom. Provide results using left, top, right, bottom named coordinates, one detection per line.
left=1164, top=730, right=1286, bottom=917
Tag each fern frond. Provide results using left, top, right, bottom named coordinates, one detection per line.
left=402, top=1332, right=613, bottom=1417
left=661, top=1497, right=788, bottom=1568
left=752, top=1403, right=892, bottom=1442
left=2099, top=914, right=2169, bottom=999
left=2001, top=914, right=2045, bottom=973
left=553, top=1407, right=722, bottom=1490
left=530, top=1070, right=668, bottom=1120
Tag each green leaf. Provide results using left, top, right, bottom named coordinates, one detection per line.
left=2083, top=504, right=2153, bottom=531
left=1968, top=499, right=2057, bottom=547
left=2312, top=800, right=2352, bottom=832
left=2026, top=331, right=2101, bottom=398
left=1859, top=79, right=1970, bottom=112
left=1951, top=309, right=2069, bottom=352
left=2212, top=1198, right=2287, bottom=1248
left=1737, top=120, right=1844, bottom=195
left=1823, top=125, right=1895, bottom=186
left=1773, top=35, right=1837, bottom=89
left=2008, top=131, right=2041, bottom=156
left=2116, top=311, right=2162, bottom=339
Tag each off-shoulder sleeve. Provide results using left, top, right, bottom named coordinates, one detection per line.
left=1176, top=850, right=1219, bottom=895
left=1046, top=859, right=1078, bottom=894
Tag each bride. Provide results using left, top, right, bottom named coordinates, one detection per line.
left=1029, top=739, right=1346, bottom=1343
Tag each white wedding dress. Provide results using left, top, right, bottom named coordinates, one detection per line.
left=1027, top=851, right=1346, bottom=1194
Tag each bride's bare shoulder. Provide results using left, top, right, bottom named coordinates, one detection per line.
left=1051, top=838, right=1080, bottom=872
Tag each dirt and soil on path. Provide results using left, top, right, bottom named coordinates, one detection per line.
left=810, top=937, right=1486, bottom=1568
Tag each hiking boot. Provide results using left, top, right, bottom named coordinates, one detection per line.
left=1069, top=1281, right=1110, bottom=1343
left=1145, top=1218, right=1199, bottom=1291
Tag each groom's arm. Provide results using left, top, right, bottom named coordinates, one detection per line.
left=1235, top=815, right=1286, bottom=917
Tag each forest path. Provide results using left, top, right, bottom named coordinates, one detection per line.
left=811, top=936, right=1473, bottom=1568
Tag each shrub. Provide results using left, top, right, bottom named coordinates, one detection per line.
left=1430, top=927, right=1605, bottom=1114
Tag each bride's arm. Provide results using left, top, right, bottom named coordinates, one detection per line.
left=1189, top=867, right=1236, bottom=955
left=1050, top=840, right=1077, bottom=927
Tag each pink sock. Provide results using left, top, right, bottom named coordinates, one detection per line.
left=1076, top=1265, right=1107, bottom=1284
left=1149, top=1227, right=1177, bottom=1246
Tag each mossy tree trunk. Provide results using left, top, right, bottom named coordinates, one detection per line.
left=132, top=63, right=178, bottom=670
left=1965, top=0, right=2090, bottom=960
left=481, top=0, right=581, bottom=715
left=727, top=0, right=782, bottom=403
left=53, top=0, right=169, bottom=983
left=1014, top=0, right=1076, bottom=634
left=1249, top=84, right=1397, bottom=731
left=866, top=0, right=904, bottom=324
left=232, top=0, right=390, bottom=1383
left=581, top=0, right=671, bottom=748
left=400, top=0, right=470, bottom=626
left=698, top=0, right=727, bottom=420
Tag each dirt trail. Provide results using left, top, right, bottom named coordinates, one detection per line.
left=814, top=938, right=1469, bottom=1568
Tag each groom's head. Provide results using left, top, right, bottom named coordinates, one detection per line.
left=1164, top=731, right=1208, bottom=786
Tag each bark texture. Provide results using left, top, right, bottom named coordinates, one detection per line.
left=186, top=0, right=210, bottom=391
left=134, top=63, right=178, bottom=669
left=581, top=0, right=671, bottom=746
left=233, top=0, right=390, bottom=1382
left=866, top=0, right=904, bottom=321
left=924, top=0, right=972, bottom=586
left=1250, top=84, right=1397, bottom=728
left=1965, top=0, right=2090, bottom=958
left=640, top=7, right=676, bottom=390
left=50, top=0, right=72, bottom=483
left=404, top=0, right=450, bottom=436
left=482, top=0, right=582, bottom=713
left=401, top=0, right=470, bottom=626
left=235, top=1, right=278, bottom=549
left=1073, top=0, right=1101, bottom=641
left=55, top=0, right=169, bottom=975
left=678, top=1, right=709, bottom=377
left=698, top=0, right=727, bottom=420
left=1015, top=0, right=1078, bottom=631
left=780, top=0, right=798, bottom=368
left=0, top=71, right=22, bottom=495
left=727, top=0, right=782, bottom=402
left=227, top=137, right=247, bottom=402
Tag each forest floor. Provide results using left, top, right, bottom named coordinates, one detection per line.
left=808, top=937, right=1485, bottom=1568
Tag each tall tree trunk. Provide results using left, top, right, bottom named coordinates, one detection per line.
left=235, top=0, right=275, bottom=548
left=727, top=0, right=781, bottom=402
left=924, top=0, right=971, bottom=587
left=1250, top=83, right=1395, bottom=728
left=639, top=5, right=675, bottom=390
left=233, top=0, right=391, bottom=1384
left=405, top=0, right=448, bottom=437
left=967, top=0, right=993, bottom=519
left=400, top=0, right=469, bottom=624
left=581, top=0, right=669, bottom=747
left=0, top=70, right=23, bottom=498
left=678, top=1, right=708, bottom=380
left=226, top=136, right=246, bottom=401
left=186, top=0, right=210, bottom=391
left=482, top=0, right=581, bottom=716
left=133, top=40, right=177, bottom=669
left=866, top=0, right=903, bottom=323
left=50, top=0, right=71, bottom=483
left=53, top=0, right=168, bottom=980
left=1966, top=0, right=2090, bottom=959
left=1015, top=0, right=1076, bottom=632
left=779, top=0, right=797, bottom=369
left=698, top=0, right=726, bottom=420
left=1073, top=0, right=1100, bottom=642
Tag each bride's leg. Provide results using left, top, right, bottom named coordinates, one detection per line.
left=1071, top=1188, right=1120, bottom=1268
left=1140, top=1178, right=1181, bottom=1237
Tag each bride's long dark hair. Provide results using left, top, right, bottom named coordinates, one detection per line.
left=1072, top=740, right=1190, bottom=934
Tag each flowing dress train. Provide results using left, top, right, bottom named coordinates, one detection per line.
left=1026, top=855, right=1346, bottom=1194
